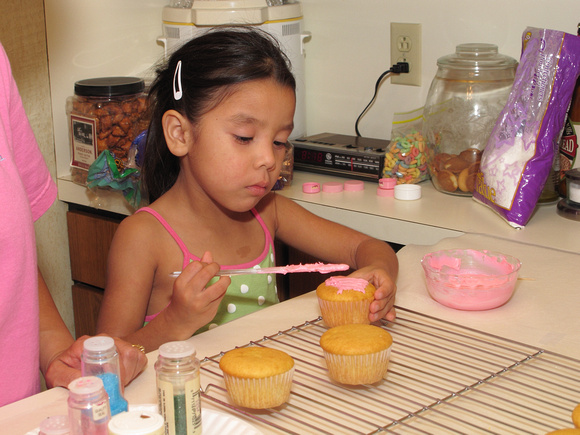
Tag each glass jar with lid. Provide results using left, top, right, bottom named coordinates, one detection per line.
left=423, top=43, right=517, bottom=196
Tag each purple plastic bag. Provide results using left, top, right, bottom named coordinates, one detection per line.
left=473, top=27, right=580, bottom=228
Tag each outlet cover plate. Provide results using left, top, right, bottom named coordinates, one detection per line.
left=390, top=22, right=422, bottom=86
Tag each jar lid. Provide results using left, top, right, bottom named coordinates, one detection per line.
left=108, top=410, right=165, bottom=434
left=74, top=76, right=145, bottom=97
left=437, top=43, right=517, bottom=71
left=84, top=336, right=115, bottom=352
left=68, top=376, right=105, bottom=395
left=159, top=341, right=197, bottom=359
left=565, top=168, right=580, bottom=182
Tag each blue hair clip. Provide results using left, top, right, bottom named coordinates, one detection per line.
left=173, top=60, right=183, bottom=101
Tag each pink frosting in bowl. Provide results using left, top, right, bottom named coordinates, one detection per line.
left=421, top=249, right=521, bottom=310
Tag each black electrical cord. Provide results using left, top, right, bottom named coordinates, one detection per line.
left=354, top=61, right=410, bottom=137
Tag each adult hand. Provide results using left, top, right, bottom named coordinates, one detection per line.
left=44, top=335, right=148, bottom=390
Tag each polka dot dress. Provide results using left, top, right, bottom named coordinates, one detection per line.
left=199, top=246, right=278, bottom=333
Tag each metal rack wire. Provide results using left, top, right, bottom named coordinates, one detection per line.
left=200, top=306, right=580, bottom=434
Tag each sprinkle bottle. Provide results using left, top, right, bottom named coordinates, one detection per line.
left=38, top=415, right=70, bottom=435
left=67, top=376, right=111, bottom=435
left=81, top=336, right=128, bottom=416
left=155, top=341, right=202, bottom=435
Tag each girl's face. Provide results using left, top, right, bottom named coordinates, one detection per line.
left=185, top=78, right=295, bottom=212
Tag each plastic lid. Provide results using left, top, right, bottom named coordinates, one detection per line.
left=74, top=77, right=145, bottom=97
left=159, top=341, right=197, bottom=359
left=322, top=182, right=343, bottom=193
left=377, top=186, right=394, bottom=197
left=437, top=43, right=517, bottom=71
left=84, top=336, right=115, bottom=352
left=68, top=376, right=105, bottom=395
left=344, top=180, right=364, bottom=191
left=394, top=184, right=422, bottom=200
left=302, top=182, right=320, bottom=193
left=39, top=415, right=70, bottom=435
left=379, top=178, right=396, bottom=190
left=108, top=410, right=165, bottom=434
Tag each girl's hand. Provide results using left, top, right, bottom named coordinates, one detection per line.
left=165, top=251, right=230, bottom=336
left=350, top=266, right=397, bottom=322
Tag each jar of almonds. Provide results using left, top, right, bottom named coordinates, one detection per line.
left=67, top=77, right=149, bottom=185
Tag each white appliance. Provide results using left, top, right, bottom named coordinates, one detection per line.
left=157, top=0, right=310, bottom=139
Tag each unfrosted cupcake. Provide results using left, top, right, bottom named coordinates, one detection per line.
left=219, top=347, right=294, bottom=409
left=316, top=276, right=376, bottom=327
left=320, top=324, right=392, bottom=385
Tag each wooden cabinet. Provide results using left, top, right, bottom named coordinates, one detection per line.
left=67, top=207, right=123, bottom=337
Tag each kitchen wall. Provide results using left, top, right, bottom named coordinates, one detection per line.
left=0, top=1, right=73, bottom=333
left=15, top=0, right=580, bottom=337
left=302, top=0, right=580, bottom=140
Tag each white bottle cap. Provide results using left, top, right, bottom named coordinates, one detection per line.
left=159, top=341, right=197, bottom=359
left=84, top=336, right=115, bottom=352
left=108, top=410, right=165, bottom=435
left=68, top=376, right=105, bottom=395
left=39, top=415, right=70, bottom=435
left=394, top=184, right=422, bottom=200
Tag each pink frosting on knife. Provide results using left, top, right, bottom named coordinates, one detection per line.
left=275, top=262, right=349, bottom=274
left=324, top=276, right=369, bottom=294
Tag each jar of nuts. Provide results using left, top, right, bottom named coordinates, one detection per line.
left=67, top=77, right=149, bottom=185
left=423, top=44, right=517, bottom=196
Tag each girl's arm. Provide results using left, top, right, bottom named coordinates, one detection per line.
left=271, top=194, right=398, bottom=321
left=97, top=215, right=229, bottom=352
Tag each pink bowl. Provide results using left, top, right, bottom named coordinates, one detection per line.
left=421, top=249, right=521, bottom=310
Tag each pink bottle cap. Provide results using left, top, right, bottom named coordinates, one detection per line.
left=377, top=186, right=395, bottom=197
left=302, top=182, right=320, bottom=194
left=344, top=180, right=364, bottom=191
left=322, top=182, right=344, bottom=193
left=379, top=178, right=396, bottom=190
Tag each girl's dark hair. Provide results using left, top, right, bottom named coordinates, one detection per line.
left=142, top=27, right=296, bottom=203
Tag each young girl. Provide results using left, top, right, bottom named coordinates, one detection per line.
left=97, top=28, right=398, bottom=352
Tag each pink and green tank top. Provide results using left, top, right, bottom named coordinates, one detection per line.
left=137, top=207, right=278, bottom=333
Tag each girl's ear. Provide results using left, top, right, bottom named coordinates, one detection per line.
left=162, top=110, right=192, bottom=157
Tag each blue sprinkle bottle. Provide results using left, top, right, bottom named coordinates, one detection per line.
left=81, top=336, right=128, bottom=416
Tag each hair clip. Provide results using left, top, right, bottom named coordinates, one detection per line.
left=173, top=60, right=183, bottom=101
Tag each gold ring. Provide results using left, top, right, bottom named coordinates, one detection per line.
left=132, top=344, right=146, bottom=354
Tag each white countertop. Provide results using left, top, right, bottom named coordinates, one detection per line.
left=3, top=233, right=580, bottom=433
left=57, top=170, right=580, bottom=253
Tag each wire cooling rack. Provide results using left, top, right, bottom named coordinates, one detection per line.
left=199, top=307, right=580, bottom=434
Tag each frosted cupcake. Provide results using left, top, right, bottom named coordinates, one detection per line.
left=316, top=276, right=376, bottom=327
left=320, top=324, right=393, bottom=385
left=219, top=347, right=294, bottom=409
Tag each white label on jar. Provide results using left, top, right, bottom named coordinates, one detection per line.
left=157, top=377, right=201, bottom=435
left=92, top=399, right=110, bottom=422
left=70, top=114, right=97, bottom=169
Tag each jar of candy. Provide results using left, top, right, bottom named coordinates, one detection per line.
left=67, top=76, right=149, bottom=185
left=423, top=43, right=517, bottom=196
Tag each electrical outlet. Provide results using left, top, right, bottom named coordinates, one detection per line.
left=390, top=22, right=422, bottom=86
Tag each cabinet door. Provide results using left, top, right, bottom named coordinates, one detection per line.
left=72, top=283, right=104, bottom=337
left=67, top=210, right=121, bottom=289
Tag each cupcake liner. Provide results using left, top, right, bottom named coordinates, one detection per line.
left=223, top=368, right=294, bottom=409
left=323, top=347, right=391, bottom=385
left=317, top=298, right=372, bottom=327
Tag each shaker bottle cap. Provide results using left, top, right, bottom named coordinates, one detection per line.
left=68, top=376, right=105, bottom=395
left=159, top=341, right=197, bottom=359
left=84, top=336, right=115, bottom=352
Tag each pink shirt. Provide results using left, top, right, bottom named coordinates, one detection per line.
left=0, top=44, right=57, bottom=406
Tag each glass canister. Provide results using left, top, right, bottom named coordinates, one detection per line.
left=423, top=43, right=517, bottom=196
left=67, top=76, right=149, bottom=185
